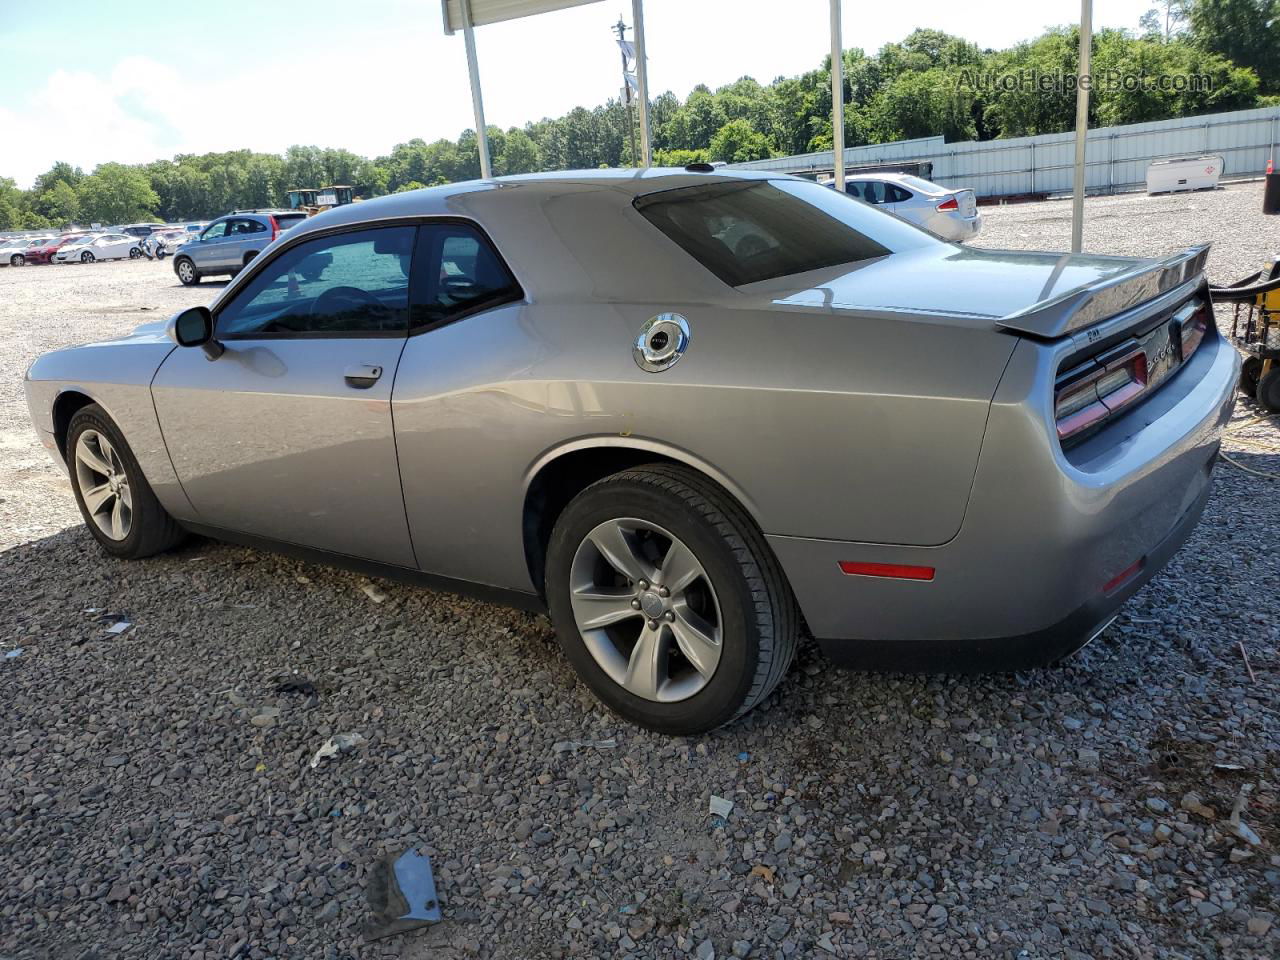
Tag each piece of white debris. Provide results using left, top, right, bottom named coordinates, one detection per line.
left=709, top=795, right=734, bottom=818
left=310, top=732, right=368, bottom=769
left=360, top=582, right=388, bottom=604
left=104, top=622, right=133, bottom=636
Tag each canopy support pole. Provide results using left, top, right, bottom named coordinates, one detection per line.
left=631, top=0, right=651, bottom=167
left=460, top=0, right=492, bottom=179
left=1070, top=0, right=1092, bottom=252
left=830, top=0, right=845, bottom=191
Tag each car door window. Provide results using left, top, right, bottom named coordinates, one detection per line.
left=410, top=223, right=521, bottom=330
left=844, top=181, right=863, bottom=199
left=887, top=184, right=913, bottom=203
left=216, top=226, right=414, bottom=338
left=201, top=222, right=228, bottom=241
left=228, top=218, right=264, bottom=236
left=861, top=181, right=888, bottom=204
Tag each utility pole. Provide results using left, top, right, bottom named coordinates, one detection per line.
left=1070, top=0, right=1093, bottom=252
left=614, top=17, right=639, bottom=167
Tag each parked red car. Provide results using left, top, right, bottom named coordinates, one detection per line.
left=25, top=234, right=94, bottom=265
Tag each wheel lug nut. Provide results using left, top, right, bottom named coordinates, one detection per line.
left=658, top=586, right=670, bottom=598
left=647, top=619, right=659, bottom=630
left=631, top=599, right=641, bottom=610
left=664, top=611, right=675, bottom=622
left=637, top=580, right=649, bottom=590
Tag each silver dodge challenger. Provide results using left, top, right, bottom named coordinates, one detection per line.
left=24, top=168, right=1238, bottom=734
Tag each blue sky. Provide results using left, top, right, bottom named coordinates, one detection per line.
left=0, top=0, right=1155, bottom=187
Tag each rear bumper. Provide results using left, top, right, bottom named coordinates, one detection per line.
left=770, top=323, right=1238, bottom=670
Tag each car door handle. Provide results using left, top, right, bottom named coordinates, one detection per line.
left=343, top=364, right=383, bottom=388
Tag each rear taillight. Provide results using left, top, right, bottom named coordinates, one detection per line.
left=1174, top=298, right=1209, bottom=360
left=1055, top=344, right=1149, bottom=442
left=936, top=196, right=959, bottom=212
left=268, top=215, right=280, bottom=242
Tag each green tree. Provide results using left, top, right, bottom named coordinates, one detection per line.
left=709, top=119, right=774, bottom=163
left=1189, top=0, right=1279, bottom=91
left=35, top=180, right=80, bottom=225
left=76, top=164, right=159, bottom=224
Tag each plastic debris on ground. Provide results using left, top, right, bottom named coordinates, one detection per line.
left=104, top=621, right=132, bottom=636
left=274, top=676, right=318, bottom=697
left=4, top=648, right=23, bottom=659
left=310, top=732, right=368, bottom=769
left=708, top=795, right=734, bottom=819
left=552, top=738, right=617, bottom=753
left=360, top=582, right=389, bottom=604
left=364, top=848, right=443, bottom=940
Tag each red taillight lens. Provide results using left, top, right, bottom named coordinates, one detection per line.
left=268, top=215, right=280, bottom=242
left=839, top=561, right=935, bottom=581
left=936, top=196, right=959, bottom=212
left=1055, top=345, right=1148, bottom=441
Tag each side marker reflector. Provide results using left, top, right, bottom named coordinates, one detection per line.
left=1102, top=559, right=1144, bottom=593
left=839, top=561, right=935, bottom=581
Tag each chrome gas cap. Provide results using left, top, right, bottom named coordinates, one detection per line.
left=633, top=313, right=690, bottom=373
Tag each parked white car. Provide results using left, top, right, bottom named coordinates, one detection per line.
left=0, top=236, right=56, bottom=266
left=833, top=173, right=982, bottom=242
left=55, top=233, right=143, bottom=264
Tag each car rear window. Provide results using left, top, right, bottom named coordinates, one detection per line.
left=634, top=179, right=937, bottom=287
left=274, top=213, right=307, bottom=230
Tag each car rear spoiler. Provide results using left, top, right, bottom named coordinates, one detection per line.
left=995, top=244, right=1211, bottom=339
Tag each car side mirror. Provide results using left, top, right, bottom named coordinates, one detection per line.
left=167, top=306, right=224, bottom=360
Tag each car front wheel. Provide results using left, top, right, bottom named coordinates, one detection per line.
left=545, top=464, right=797, bottom=734
left=81, top=251, right=95, bottom=263
left=10, top=254, right=24, bottom=266
left=175, top=257, right=199, bottom=285
left=67, top=404, right=186, bottom=559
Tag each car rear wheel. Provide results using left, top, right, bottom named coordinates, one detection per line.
left=545, top=464, right=798, bottom=734
left=10, top=254, right=24, bottom=267
left=67, top=405, right=185, bottom=559
left=129, top=247, right=141, bottom=259
left=175, top=257, right=199, bottom=285
left=81, top=251, right=95, bottom=263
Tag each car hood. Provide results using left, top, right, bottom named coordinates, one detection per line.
left=740, top=244, right=1150, bottom=326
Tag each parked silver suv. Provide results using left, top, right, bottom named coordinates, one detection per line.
left=172, top=210, right=307, bottom=285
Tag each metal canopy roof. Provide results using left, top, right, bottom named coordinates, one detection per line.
left=440, top=0, right=602, bottom=35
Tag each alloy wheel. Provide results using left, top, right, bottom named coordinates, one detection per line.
left=568, top=518, right=723, bottom=702
left=81, top=251, right=94, bottom=263
left=74, top=429, right=132, bottom=541
left=11, top=254, right=23, bottom=266
left=177, top=260, right=194, bottom=283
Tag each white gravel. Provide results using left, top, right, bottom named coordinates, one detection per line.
left=1, top=189, right=1278, bottom=960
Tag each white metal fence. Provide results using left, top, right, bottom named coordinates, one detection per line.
left=731, top=106, right=1280, bottom=198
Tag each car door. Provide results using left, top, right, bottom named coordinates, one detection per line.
left=103, top=234, right=132, bottom=258
left=190, top=219, right=230, bottom=270
left=152, top=224, right=418, bottom=566
left=224, top=217, right=265, bottom=267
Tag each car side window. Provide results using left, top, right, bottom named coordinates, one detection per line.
left=861, top=181, right=887, bottom=204
left=215, top=226, right=415, bottom=338
left=201, top=222, right=228, bottom=241
left=844, top=181, right=863, bottom=199
left=887, top=184, right=913, bottom=203
left=410, top=223, right=520, bottom=331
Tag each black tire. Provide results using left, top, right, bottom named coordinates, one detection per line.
left=175, top=257, right=200, bottom=285
left=1240, top=357, right=1262, bottom=398
left=1257, top=367, right=1280, bottom=413
left=156, top=249, right=167, bottom=260
left=545, top=464, right=797, bottom=734
left=129, top=247, right=141, bottom=259
left=67, top=404, right=186, bottom=560
left=10, top=254, right=24, bottom=267
left=81, top=251, right=94, bottom=263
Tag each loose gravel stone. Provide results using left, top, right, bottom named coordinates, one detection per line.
left=1, top=187, right=1278, bottom=959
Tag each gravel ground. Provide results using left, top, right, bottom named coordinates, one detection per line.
left=2, top=187, right=1278, bottom=960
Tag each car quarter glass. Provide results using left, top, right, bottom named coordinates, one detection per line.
left=215, top=226, right=415, bottom=337
left=409, top=221, right=522, bottom=331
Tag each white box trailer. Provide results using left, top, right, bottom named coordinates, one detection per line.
left=1146, top=155, right=1223, bottom=195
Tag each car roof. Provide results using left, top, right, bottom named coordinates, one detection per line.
left=285, top=167, right=795, bottom=238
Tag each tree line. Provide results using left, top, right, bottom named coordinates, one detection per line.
left=2, top=1, right=1276, bottom=231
